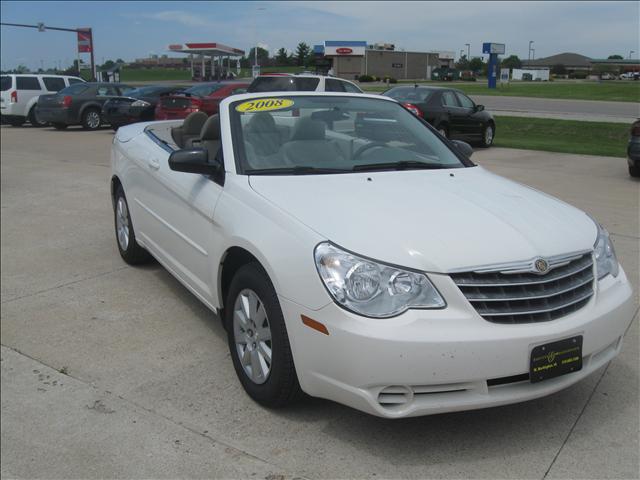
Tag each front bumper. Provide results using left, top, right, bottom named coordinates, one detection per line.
left=281, top=267, right=634, bottom=418
left=627, top=137, right=640, bottom=166
left=102, top=105, right=154, bottom=126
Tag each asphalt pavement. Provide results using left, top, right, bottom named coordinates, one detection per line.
left=1, top=125, right=638, bottom=479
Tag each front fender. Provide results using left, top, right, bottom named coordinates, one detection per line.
left=211, top=177, right=332, bottom=312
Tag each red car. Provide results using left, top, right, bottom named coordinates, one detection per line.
left=155, top=82, right=249, bottom=120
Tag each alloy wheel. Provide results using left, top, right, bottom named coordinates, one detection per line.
left=86, top=111, right=100, bottom=129
left=116, top=197, right=130, bottom=251
left=233, top=288, right=273, bottom=384
left=485, top=125, right=494, bottom=145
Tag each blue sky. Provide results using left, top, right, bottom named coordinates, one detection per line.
left=1, top=1, right=638, bottom=70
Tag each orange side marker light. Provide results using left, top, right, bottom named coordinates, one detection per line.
left=301, top=315, right=329, bottom=335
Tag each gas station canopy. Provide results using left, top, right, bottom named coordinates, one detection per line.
left=167, top=42, right=245, bottom=81
left=168, top=42, right=245, bottom=57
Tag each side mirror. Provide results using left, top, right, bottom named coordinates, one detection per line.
left=451, top=140, right=473, bottom=158
left=475, top=104, right=485, bottom=112
left=169, top=148, right=222, bottom=175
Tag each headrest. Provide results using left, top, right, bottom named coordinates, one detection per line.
left=291, top=117, right=325, bottom=141
left=247, top=112, right=277, bottom=132
left=183, top=111, right=207, bottom=134
left=200, top=114, right=221, bottom=141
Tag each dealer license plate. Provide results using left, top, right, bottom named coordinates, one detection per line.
left=530, top=336, right=583, bottom=383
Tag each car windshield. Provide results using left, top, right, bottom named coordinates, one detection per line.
left=230, top=95, right=467, bottom=175
left=1, top=76, right=11, bottom=91
left=384, top=87, right=434, bottom=103
left=248, top=77, right=320, bottom=92
left=184, top=83, right=226, bottom=97
left=126, top=86, right=161, bottom=97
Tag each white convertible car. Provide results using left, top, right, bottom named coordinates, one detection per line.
left=111, top=92, right=634, bottom=418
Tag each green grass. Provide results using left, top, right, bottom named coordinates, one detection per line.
left=493, top=116, right=629, bottom=157
left=362, top=81, right=640, bottom=102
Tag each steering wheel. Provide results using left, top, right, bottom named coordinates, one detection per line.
left=353, top=142, right=388, bottom=160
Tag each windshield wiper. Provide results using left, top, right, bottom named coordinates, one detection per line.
left=352, top=160, right=449, bottom=171
left=245, top=166, right=351, bottom=175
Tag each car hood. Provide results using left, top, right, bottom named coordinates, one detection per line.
left=248, top=166, right=597, bottom=273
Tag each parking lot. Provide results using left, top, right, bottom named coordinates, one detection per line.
left=1, top=124, right=638, bottom=478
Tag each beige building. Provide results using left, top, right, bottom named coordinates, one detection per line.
left=321, top=41, right=444, bottom=80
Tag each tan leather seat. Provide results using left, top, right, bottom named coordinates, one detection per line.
left=171, top=111, right=207, bottom=149
left=199, top=114, right=222, bottom=161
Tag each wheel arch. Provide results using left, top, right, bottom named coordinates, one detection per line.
left=218, top=246, right=267, bottom=313
left=110, top=174, right=122, bottom=208
left=79, top=102, right=103, bottom=118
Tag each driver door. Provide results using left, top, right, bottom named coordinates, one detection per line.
left=133, top=133, right=224, bottom=306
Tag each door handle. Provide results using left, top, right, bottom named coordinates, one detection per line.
left=148, top=158, right=160, bottom=170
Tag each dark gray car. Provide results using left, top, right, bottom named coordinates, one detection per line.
left=37, top=82, right=134, bottom=130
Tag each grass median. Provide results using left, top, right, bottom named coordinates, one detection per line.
left=493, top=116, right=629, bottom=158
left=362, top=81, right=640, bottom=102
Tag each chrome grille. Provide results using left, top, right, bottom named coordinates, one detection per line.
left=451, top=252, right=594, bottom=324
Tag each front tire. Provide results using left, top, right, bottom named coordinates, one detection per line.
left=8, top=118, right=24, bottom=127
left=52, top=123, right=68, bottom=130
left=481, top=123, right=495, bottom=147
left=113, top=186, right=152, bottom=265
left=436, top=124, right=449, bottom=139
left=28, top=106, right=48, bottom=127
left=630, top=164, right=640, bottom=178
left=81, top=108, right=102, bottom=130
left=225, top=263, right=303, bottom=408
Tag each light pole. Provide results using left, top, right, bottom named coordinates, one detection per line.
left=629, top=50, right=636, bottom=59
left=459, top=49, right=464, bottom=60
left=465, top=43, right=470, bottom=59
left=252, top=6, right=266, bottom=77
left=528, top=40, right=534, bottom=61
left=0, top=22, right=96, bottom=80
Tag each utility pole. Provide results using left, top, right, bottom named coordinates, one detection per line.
left=465, top=43, right=470, bottom=59
left=629, top=50, right=635, bottom=59
left=0, top=22, right=96, bottom=80
left=528, top=40, right=534, bottom=62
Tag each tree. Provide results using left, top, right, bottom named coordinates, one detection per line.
left=468, top=57, right=484, bottom=73
left=101, top=59, right=115, bottom=70
left=551, top=63, right=566, bottom=75
left=295, top=42, right=310, bottom=66
left=607, top=54, right=623, bottom=60
left=275, top=47, right=289, bottom=66
left=455, top=55, right=470, bottom=70
left=248, top=46, right=269, bottom=66
left=115, top=58, right=125, bottom=64
left=15, top=64, right=30, bottom=73
left=501, top=55, right=522, bottom=70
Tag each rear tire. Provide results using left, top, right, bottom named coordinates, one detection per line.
left=8, top=118, right=24, bottom=127
left=81, top=108, right=102, bottom=130
left=114, top=186, right=152, bottom=265
left=52, top=123, right=68, bottom=130
left=629, top=164, right=640, bottom=178
left=28, top=106, right=48, bottom=127
left=225, top=263, right=303, bottom=408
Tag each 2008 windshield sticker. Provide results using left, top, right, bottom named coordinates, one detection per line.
left=236, top=98, right=295, bottom=113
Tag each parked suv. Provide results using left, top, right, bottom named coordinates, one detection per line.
left=248, top=74, right=363, bottom=93
left=0, top=74, right=84, bottom=127
left=37, top=82, right=134, bottom=130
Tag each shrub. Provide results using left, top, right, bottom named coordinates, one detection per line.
left=383, top=76, right=398, bottom=84
left=358, top=74, right=375, bottom=82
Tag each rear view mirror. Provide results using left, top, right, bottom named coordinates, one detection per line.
left=169, top=148, right=222, bottom=175
left=451, top=140, right=474, bottom=158
left=475, top=104, right=485, bottom=112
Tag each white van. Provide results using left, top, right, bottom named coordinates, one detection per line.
left=1, top=74, right=85, bottom=127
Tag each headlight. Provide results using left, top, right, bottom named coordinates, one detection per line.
left=314, top=243, right=445, bottom=318
left=131, top=100, right=150, bottom=108
left=594, top=223, right=619, bottom=279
